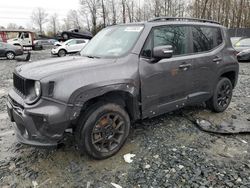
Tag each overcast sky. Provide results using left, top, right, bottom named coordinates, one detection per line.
left=0, top=0, right=80, bottom=28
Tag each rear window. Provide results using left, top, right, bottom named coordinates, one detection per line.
left=192, top=26, right=223, bottom=53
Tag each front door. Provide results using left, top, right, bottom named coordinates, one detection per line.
left=139, top=25, right=193, bottom=118
left=66, top=40, right=78, bottom=52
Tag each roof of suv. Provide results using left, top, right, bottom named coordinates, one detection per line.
left=118, top=17, right=225, bottom=29
left=148, top=17, right=220, bottom=24
left=146, top=17, right=224, bottom=28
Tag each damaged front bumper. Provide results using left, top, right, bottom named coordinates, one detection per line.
left=7, top=89, right=71, bottom=147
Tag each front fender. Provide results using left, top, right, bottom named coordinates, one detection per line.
left=67, top=82, right=138, bottom=121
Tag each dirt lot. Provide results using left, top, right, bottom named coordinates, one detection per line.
left=0, top=50, right=250, bottom=188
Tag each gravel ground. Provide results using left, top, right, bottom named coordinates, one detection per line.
left=0, top=49, right=250, bottom=188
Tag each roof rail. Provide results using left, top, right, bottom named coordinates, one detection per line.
left=148, top=17, right=220, bottom=25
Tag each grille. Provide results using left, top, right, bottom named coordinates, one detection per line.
left=13, top=73, right=26, bottom=96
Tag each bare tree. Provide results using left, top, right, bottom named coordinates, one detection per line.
left=31, top=7, right=48, bottom=34
left=49, top=13, right=59, bottom=36
left=80, top=0, right=99, bottom=34
left=74, top=0, right=250, bottom=35
left=121, top=0, right=126, bottom=23
left=101, top=0, right=106, bottom=26
left=7, top=23, right=19, bottom=29
left=111, top=0, right=117, bottom=24
left=67, top=10, right=82, bottom=29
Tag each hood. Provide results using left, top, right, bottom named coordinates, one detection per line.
left=54, top=42, right=62, bottom=46
left=16, top=56, right=116, bottom=80
left=7, top=38, right=19, bottom=43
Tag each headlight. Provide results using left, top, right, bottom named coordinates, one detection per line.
left=34, top=81, right=41, bottom=97
left=24, top=80, right=41, bottom=104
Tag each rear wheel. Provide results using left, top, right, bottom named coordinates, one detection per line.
left=58, top=49, right=66, bottom=57
left=206, top=77, right=233, bottom=112
left=76, top=102, right=130, bottom=159
left=6, top=51, right=15, bottom=60
left=62, top=33, right=69, bottom=40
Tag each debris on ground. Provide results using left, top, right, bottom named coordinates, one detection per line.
left=111, top=182, right=122, bottom=188
left=123, top=153, right=136, bottom=163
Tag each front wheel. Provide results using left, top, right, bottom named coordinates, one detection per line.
left=206, top=77, right=233, bottom=112
left=58, top=49, right=66, bottom=57
left=76, top=102, right=130, bottom=159
left=6, top=51, right=15, bottom=60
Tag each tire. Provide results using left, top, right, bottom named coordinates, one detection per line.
left=62, top=33, right=69, bottom=40
left=206, top=77, right=233, bottom=113
left=58, top=49, right=66, bottom=57
left=6, top=51, right=15, bottom=60
left=76, top=102, right=130, bottom=159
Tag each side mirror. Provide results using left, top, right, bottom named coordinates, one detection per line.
left=153, top=45, right=173, bottom=60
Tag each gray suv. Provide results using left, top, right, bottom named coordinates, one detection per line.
left=7, top=17, right=239, bottom=159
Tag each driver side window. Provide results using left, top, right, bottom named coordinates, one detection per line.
left=154, top=26, right=189, bottom=56
left=141, top=25, right=189, bottom=58
left=67, top=40, right=77, bottom=46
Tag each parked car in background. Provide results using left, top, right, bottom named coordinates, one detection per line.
left=237, top=49, right=250, bottom=62
left=33, top=39, right=59, bottom=50
left=230, top=37, right=243, bottom=45
left=51, top=39, right=89, bottom=57
left=7, top=17, right=239, bottom=159
left=234, top=38, right=250, bottom=52
left=0, top=42, right=23, bottom=59
left=57, top=29, right=93, bottom=41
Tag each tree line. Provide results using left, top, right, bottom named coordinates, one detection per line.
left=3, top=0, right=250, bottom=35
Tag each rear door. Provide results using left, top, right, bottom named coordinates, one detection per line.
left=76, top=40, right=86, bottom=51
left=187, top=25, right=224, bottom=103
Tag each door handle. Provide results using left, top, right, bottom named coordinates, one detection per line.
left=179, top=63, right=192, bottom=69
left=213, top=57, right=222, bottom=62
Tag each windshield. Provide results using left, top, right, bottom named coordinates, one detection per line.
left=80, top=25, right=144, bottom=58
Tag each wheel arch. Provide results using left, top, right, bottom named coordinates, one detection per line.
left=59, top=48, right=67, bottom=53
left=68, top=84, right=141, bottom=123
left=5, top=50, right=16, bottom=57
left=220, top=70, right=237, bottom=88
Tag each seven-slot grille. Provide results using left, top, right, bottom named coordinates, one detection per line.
left=13, top=73, right=27, bottom=96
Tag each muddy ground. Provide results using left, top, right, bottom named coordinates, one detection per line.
left=0, top=50, right=250, bottom=188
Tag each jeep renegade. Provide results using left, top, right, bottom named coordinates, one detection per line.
left=7, top=17, right=239, bottom=159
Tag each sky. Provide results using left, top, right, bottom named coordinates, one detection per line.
left=0, top=0, right=80, bottom=28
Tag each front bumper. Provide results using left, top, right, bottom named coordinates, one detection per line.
left=237, top=54, right=250, bottom=62
left=7, top=89, right=71, bottom=147
left=15, top=49, right=24, bottom=56
left=51, top=49, right=58, bottom=55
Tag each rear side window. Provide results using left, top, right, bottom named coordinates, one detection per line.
left=77, top=40, right=85, bottom=44
left=192, top=26, right=223, bottom=53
